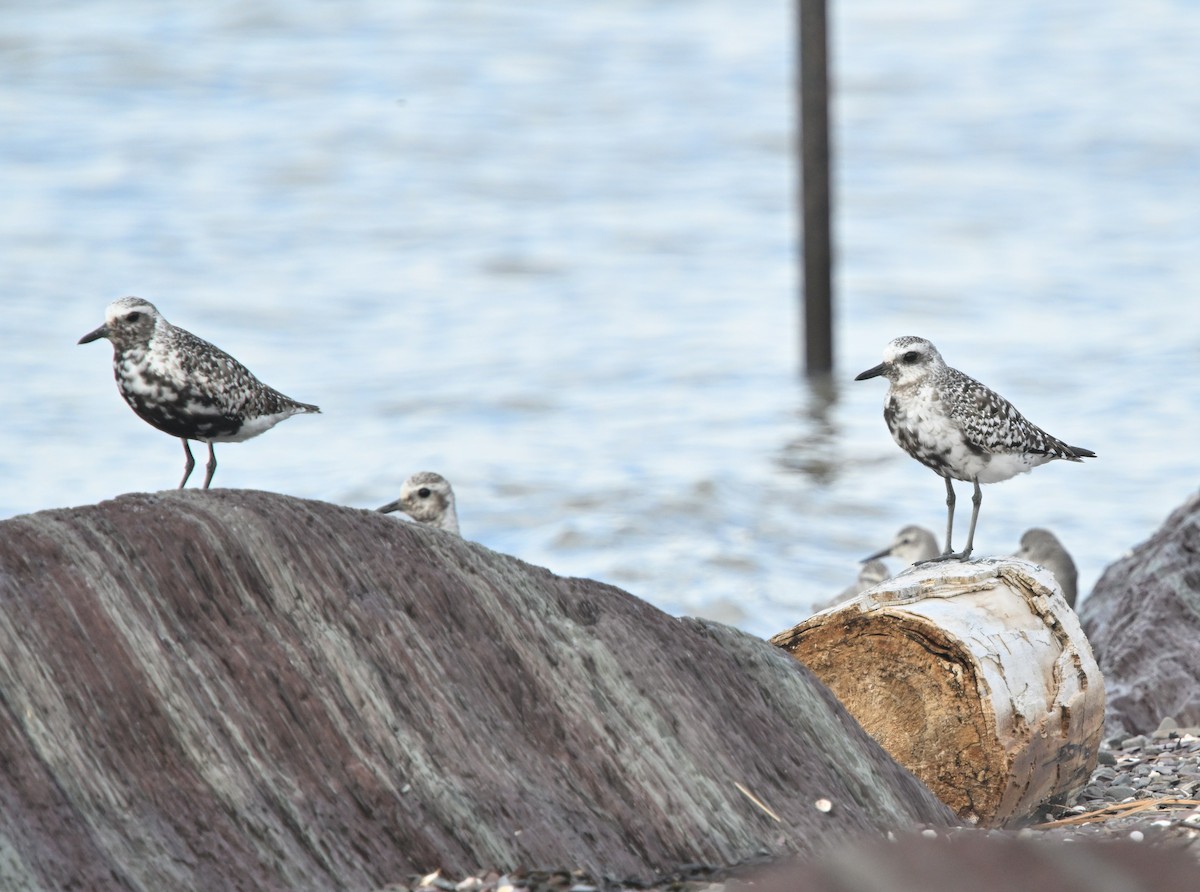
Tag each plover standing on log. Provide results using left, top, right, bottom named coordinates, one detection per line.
left=79, top=296, right=320, bottom=489
left=1013, top=527, right=1079, bottom=607
left=378, top=472, right=460, bottom=535
left=855, top=336, right=1094, bottom=561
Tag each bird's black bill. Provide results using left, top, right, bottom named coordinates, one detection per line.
left=855, top=363, right=887, bottom=381
left=861, top=546, right=891, bottom=563
left=377, top=501, right=401, bottom=514
left=78, top=324, right=109, bottom=345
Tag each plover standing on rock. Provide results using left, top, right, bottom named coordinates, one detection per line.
left=378, top=472, right=460, bottom=535
left=856, top=336, right=1094, bottom=561
left=1013, top=527, right=1079, bottom=607
left=79, top=296, right=320, bottom=489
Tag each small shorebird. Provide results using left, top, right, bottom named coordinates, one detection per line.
left=814, top=559, right=890, bottom=612
left=79, top=296, right=320, bottom=489
left=856, top=336, right=1094, bottom=561
left=1013, top=527, right=1079, bottom=607
left=378, top=472, right=460, bottom=535
left=862, top=524, right=940, bottom=567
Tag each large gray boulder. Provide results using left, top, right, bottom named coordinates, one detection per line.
left=1081, top=491, right=1200, bottom=735
left=0, top=490, right=953, bottom=891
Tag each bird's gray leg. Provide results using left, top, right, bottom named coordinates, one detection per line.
left=942, top=474, right=956, bottom=554
left=959, top=479, right=983, bottom=560
left=916, top=475, right=963, bottom=564
left=179, top=439, right=196, bottom=489
left=202, top=442, right=218, bottom=490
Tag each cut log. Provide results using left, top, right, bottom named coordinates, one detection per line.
left=771, top=559, right=1105, bottom=827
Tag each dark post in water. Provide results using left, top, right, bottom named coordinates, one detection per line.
left=798, top=0, right=833, bottom=376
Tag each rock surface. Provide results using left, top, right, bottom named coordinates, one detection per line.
left=0, top=490, right=954, bottom=891
left=1081, top=491, right=1200, bottom=735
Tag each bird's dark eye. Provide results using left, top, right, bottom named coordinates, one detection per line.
left=417, top=487, right=431, bottom=498
left=902, top=351, right=920, bottom=363
left=126, top=312, right=142, bottom=323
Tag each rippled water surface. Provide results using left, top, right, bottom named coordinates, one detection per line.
left=2, top=1, right=1198, bottom=637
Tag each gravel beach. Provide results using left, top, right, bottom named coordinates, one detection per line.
left=377, top=719, right=1200, bottom=892
left=1028, top=718, right=1200, bottom=849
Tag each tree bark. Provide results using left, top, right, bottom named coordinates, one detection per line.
left=772, top=559, right=1104, bottom=826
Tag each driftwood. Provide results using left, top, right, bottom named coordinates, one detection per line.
left=772, top=559, right=1104, bottom=827
left=1082, top=491, right=1200, bottom=735
left=0, top=490, right=954, bottom=891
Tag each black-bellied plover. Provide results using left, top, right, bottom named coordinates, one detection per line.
left=79, top=296, right=320, bottom=489
left=855, top=336, right=1094, bottom=561
left=378, top=472, right=460, bottom=535
left=1013, top=527, right=1079, bottom=608
left=862, top=524, right=940, bottom=567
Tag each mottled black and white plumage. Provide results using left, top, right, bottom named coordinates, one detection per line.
left=1013, top=527, right=1079, bottom=608
left=79, top=296, right=320, bottom=489
left=377, top=472, right=460, bottom=536
left=856, top=336, right=1094, bottom=561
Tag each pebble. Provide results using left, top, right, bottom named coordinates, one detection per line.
left=1026, top=715, right=1200, bottom=859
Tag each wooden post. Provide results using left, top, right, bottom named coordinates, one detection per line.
left=798, top=0, right=833, bottom=376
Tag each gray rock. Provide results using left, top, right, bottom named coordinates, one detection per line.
left=0, top=490, right=954, bottom=890
left=1104, top=785, right=1137, bottom=801
left=1082, top=491, right=1200, bottom=736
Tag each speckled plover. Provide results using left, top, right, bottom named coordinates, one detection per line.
left=378, top=472, right=460, bottom=535
left=855, top=336, right=1094, bottom=561
left=79, top=296, right=320, bottom=489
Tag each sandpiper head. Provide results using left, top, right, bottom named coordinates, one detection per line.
left=863, top=524, right=939, bottom=564
left=855, top=336, right=944, bottom=386
left=78, top=297, right=163, bottom=350
left=378, top=471, right=460, bottom=535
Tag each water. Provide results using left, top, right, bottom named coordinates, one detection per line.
left=2, top=1, right=1198, bottom=639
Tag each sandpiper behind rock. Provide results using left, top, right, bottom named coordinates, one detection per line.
left=378, top=472, right=460, bottom=535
